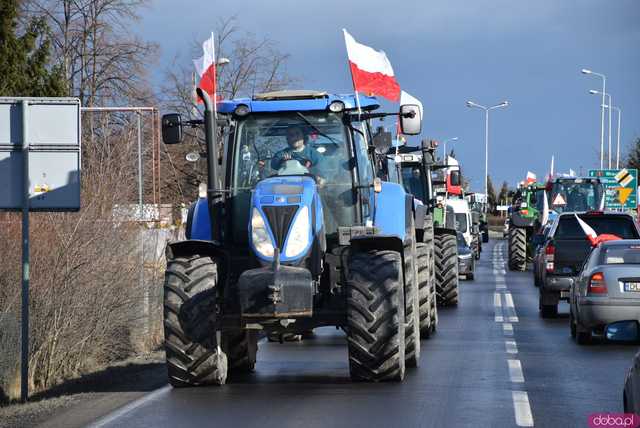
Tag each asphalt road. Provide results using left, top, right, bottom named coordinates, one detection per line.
left=77, top=239, right=638, bottom=428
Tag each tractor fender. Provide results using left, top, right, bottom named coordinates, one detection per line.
left=373, top=181, right=410, bottom=242
left=350, top=235, right=404, bottom=254
left=510, top=211, right=536, bottom=229
left=434, top=227, right=457, bottom=237
left=185, top=197, right=212, bottom=241
left=166, top=239, right=230, bottom=286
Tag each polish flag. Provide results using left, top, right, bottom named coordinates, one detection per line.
left=526, top=171, right=536, bottom=184
left=343, top=29, right=400, bottom=102
left=193, top=35, right=216, bottom=104
left=574, top=214, right=621, bottom=247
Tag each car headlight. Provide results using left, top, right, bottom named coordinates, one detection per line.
left=251, top=208, right=274, bottom=258
left=284, top=206, right=310, bottom=258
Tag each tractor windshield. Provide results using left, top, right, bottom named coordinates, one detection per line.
left=231, top=112, right=357, bottom=240
left=400, top=165, right=426, bottom=202
left=550, top=180, right=604, bottom=213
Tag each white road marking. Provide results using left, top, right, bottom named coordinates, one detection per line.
left=87, top=385, right=171, bottom=428
left=505, top=340, right=518, bottom=354
left=494, top=292, right=504, bottom=322
left=508, top=359, right=525, bottom=383
left=512, top=391, right=534, bottom=427
left=504, top=292, right=519, bottom=322
left=503, top=323, right=513, bottom=336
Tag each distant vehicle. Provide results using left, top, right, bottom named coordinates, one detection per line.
left=625, top=349, right=640, bottom=413
left=456, top=231, right=475, bottom=280
left=538, top=211, right=640, bottom=318
left=548, top=176, right=604, bottom=214
left=532, top=222, right=554, bottom=287
left=447, top=198, right=473, bottom=250
left=570, top=240, right=640, bottom=344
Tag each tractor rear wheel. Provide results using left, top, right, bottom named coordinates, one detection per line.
left=224, top=330, right=258, bottom=373
left=416, top=242, right=433, bottom=337
left=508, top=227, right=527, bottom=271
left=434, top=233, right=459, bottom=306
left=347, top=250, right=406, bottom=382
left=163, top=255, right=228, bottom=387
left=403, top=223, right=420, bottom=368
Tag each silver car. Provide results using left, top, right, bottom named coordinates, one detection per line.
left=570, top=240, right=640, bottom=344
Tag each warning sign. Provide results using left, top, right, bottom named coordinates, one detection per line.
left=552, top=194, right=566, bottom=206
left=589, top=169, right=638, bottom=210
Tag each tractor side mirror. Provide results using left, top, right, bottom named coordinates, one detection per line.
left=162, top=113, right=183, bottom=145
left=450, top=170, right=461, bottom=186
left=372, top=127, right=392, bottom=154
left=399, top=104, right=422, bottom=135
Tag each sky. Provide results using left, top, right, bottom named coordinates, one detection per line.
left=138, top=0, right=640, bottom=192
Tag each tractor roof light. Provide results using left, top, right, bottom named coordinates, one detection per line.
left=328, top=101, right=345, bottom=113
left=234, top=104, right=250, bottom=117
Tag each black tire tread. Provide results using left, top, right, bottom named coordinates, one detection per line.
left=434, top=233, right=459, bottom=306
left=508, top=227, right=527, bottom=271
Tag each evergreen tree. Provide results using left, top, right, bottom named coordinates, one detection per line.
left=486, top=175, right=498, bottom=213
left=497, top=181, right=509, bottom=206
left=0, top=0, right=65, bottom=97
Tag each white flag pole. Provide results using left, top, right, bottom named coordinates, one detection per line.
left=211, top=32, right=217, bottom=119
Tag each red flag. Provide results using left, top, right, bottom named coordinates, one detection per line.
left=193, top=35, right=216, bottom=104
left=526, top=171, right=536, bottom=184
left=343, top=29, right=400, bottom=102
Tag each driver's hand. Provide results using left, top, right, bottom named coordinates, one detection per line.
left=282, top=152, right=292, bottom=161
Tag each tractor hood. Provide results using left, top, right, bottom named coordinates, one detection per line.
left=249, top=175, right=323, bottom=264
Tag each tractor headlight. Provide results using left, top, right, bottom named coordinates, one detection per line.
left=284, top=206, right=310, bottom=258
left=251, top=208, right=274, bottom=258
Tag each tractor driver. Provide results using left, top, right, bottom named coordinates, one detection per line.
left=271, top=126, right=321, bottom=171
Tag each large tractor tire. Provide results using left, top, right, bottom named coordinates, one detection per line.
left=416, top=242, right=433, bottom=337
left=224, top=330, right=258, bottom=373
left=508, top=227, right=527, bottom=271
left=346, top=250, right=406, bottom=382
left=163, top=255, right=228, bottom=387
left=403, top=225, right=421, bottom=368
left=434, top=233, right=459, bottom=306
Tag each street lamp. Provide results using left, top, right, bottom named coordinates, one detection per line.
left=443, top=137, right=459, bottom=159
left=602, top=104, right=622, bottom=169
left=582, top=68, right=606, bottom=169
left=466, top=100, right=509, bottom=207
left=589, top=89, right=613, bottom=169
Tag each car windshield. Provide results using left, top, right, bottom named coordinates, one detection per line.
left=550, top=180, right=603, bottom=213
left=454, top=213, right=467, bottom=233
left=231, top=112, right=357, bottom=240
left=603, top=246, right=640, bottom=264
left=401, top=166, right=425, bottom=202
left=555, top=216, right=639, bottom=240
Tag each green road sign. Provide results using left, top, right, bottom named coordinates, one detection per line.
left=589, top=169, right=638, bottom=210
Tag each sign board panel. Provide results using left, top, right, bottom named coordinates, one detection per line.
left=0, top=97, right=81, bottom=211
left=588, top=169, right=638, bottom=210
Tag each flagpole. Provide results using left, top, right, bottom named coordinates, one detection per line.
left=211, top=32, right=218, bottom=119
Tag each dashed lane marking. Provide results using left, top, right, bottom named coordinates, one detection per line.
left=505, top=340, right=518, bottom=354
left=512, top=391, right=534, bottom=427
left=508, top=359, right=525, bottom=383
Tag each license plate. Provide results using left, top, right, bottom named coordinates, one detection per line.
left=624, top=282, right=640, bottom=292
left=560, top=290, right=570, bottom=298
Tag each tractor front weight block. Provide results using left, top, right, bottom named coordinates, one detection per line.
left=235, top=266, right=313, bottom=319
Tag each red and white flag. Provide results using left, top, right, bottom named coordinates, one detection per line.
left=343, top=29, right=400, bottom=102
left=526, top=171, right=536, bottom=184
left=193, top=35, right=216, bottom=104
left=574, top=214, right=621, bottom=247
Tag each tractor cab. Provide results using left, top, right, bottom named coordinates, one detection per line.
left=547, top=177, right=604, bottom=214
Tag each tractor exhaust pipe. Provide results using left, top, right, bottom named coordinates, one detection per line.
left=196, top=88, right=222, bottom=242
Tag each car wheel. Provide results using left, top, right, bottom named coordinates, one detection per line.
left=576, top=324, right=592, bottom=345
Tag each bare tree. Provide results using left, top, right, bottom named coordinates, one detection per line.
left=160, top=16, right=297, bottom=203
left=22, top=0, right=158, bottom=106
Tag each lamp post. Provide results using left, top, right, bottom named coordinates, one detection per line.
left=466, top=100, right=509, bottom=206
left=589, top=89, right=613, bottom=168
left=607, top=105, right=622, bottom=169
left=582, top=69, right=606, bottom=169
left=443, top=136, right=459, bottom=159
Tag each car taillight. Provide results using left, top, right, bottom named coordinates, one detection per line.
left=545, top=244, right=555, bottom=272
left=588, top=272, right=607, bottom=294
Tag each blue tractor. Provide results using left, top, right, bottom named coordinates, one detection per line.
left=161, top=89, right=424, bottom=385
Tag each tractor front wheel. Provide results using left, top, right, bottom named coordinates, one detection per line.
left=347, top=250, right=406, bottom=382
left=434, top=233, right=459, bottom=306
left=508, top=227, right=527, bottom=271
left=163, top=255, right=228, bottom=387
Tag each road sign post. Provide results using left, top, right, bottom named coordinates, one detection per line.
left=589, top=169, right=638, bottom=211
left=0, top=97, right=81, bottom=401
